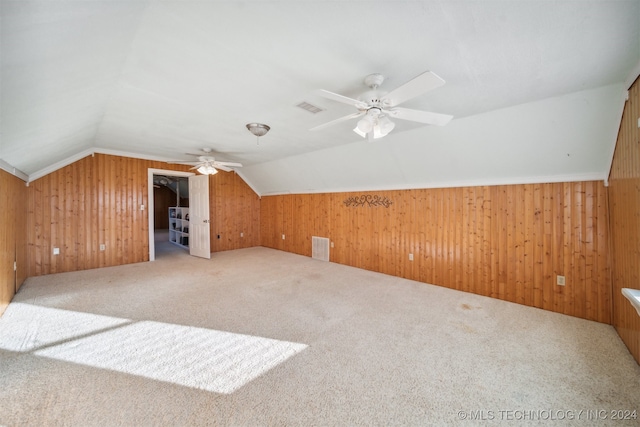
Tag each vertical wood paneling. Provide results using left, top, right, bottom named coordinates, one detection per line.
left=209, top=170, right=260, bottom=252
left=608, top=77, right=640, bottom=364
left=27, top=154, right=260, bottom=277
left=259, top=195, right=278, bottom=250
left=260, top=181, right=611, bottom=323
left=153, top=186, right=177, bottom=230
left=0, top=169, right=27, bottom=316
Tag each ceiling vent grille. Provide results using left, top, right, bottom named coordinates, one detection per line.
left=296, top=101, right=324, bottom=114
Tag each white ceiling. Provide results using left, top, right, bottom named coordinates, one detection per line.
left=1, top=1, right=638, bottom=194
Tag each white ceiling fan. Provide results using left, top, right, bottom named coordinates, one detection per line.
left=311, top=71, right=453, bottom=141
left=167, top=148, right=242, bottom=175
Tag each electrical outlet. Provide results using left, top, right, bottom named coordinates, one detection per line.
left=240, top=232, right=244, bottom=237
left=53, top=247, right=60, bottom=255
left=331, top=242, right=334, bottom=248
left=140, top=204, right=145, bottom=211
left=557, top=275, right=566, bottom=286
left=409, top=253, right=414, bottom=261
left=100, top=244, right=106, bottom=251
left=282, top=234, right=285, bottom=240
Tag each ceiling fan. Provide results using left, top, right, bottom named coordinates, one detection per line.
left=167, top=148, right=242, bottom=175
left=310, top=71, right=453, bottom=141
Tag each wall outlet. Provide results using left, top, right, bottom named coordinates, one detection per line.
left=331, top=241, right=334, bottom=248
left=53, top=247, right=60, bottom=255
left=409, top=253, right=414, bottom=261
left=240, top=232, right=244, bottom=237
left=140, top=204, right=145, bottom=211
left=100, top=244, right=106, bottom=251
left=557, top=275, right=566, bottom=286
left=282, top=234, right=285, bottom=240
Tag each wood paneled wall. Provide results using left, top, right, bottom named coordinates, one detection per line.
left=261, top=181, right=611, bottom=323
left=0, top=169, right=27, bottom=315
left=209, top=171, right=260, bottom=251
left=153, top=186, right=188, bottom=230
left=27, top=154, right=260, bottom=277
left=608, top=77, right=640, bottom=364
left=153, top=186, right=173, bottom=230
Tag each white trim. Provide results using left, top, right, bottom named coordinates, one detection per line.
left=603, top=61, right=640, bottom=184
left=28, top=147, right=183, bottom=183
left=257, top=173, right=607, bottom=196
left=94, top=147, right=179, bottom=163
left=604, top=86, right=630, bottom=185
left=624, top=59, right=640, bottom=90
left=0, top=158, right=28, bottom=182
left=28, top=149, right=95, bottom=182
left=234, top=169, right=262, bottom=197
left=147, top=168, right=195, bottom=262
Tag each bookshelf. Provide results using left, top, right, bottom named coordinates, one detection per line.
left=168, top=207, right=189, bottom=249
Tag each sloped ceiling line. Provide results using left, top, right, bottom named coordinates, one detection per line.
left=1, top=1, right=638, bottom=195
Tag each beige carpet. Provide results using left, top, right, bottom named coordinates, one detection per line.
left=1, top=241, right=639, bottom=426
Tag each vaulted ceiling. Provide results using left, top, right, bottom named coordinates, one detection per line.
left=1, top=1, right=638, bottom=195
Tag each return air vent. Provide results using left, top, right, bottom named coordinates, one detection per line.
left=296, top=101, right=324, bottom=114
left=312, top=236, right=330, bottom=262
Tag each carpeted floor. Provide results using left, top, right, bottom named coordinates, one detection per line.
left=1, top=237, right=639, bottom=426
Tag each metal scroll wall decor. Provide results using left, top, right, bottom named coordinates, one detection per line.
left=343, top=195, right=393, bottom=208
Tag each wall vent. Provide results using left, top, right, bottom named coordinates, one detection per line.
left=312, top=236, right=330, bottom=262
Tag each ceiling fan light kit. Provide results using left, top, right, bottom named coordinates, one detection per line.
left=197, top=163, right=218, bottom=175
left=311, top=70, right=453, bottom=140
left=353, top=108, right=396, bottom=139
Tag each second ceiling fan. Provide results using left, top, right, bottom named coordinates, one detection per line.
left=167, top=148, right=242, bottom=175
left=311, top=70, right=453, bottom=141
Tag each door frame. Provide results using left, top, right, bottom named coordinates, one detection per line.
left=147, top=168, right=195, bottom=261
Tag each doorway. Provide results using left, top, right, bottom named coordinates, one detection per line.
left=147, top=168, right=194, bottom=261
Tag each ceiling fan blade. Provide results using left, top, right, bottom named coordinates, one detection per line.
left=387, top=107, right=453, bottom=126
left=215, top=161, right=242, bottom=168
left=214, top=164, right=232, bottom=172
left=315, top=89, right=367, bottom=108
left=310, top=111, right=365, bottom=131
left=382, top=71, right=446, bottom=107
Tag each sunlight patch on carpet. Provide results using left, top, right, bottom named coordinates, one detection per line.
left=0, top=303, right=129, bottom=352
left=0, top=303, right=307, bottom=394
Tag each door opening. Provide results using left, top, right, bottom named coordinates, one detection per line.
left=147, top=168, right=195, bottom=261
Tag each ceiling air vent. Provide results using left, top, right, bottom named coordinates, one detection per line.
left=296, top=101, right=324, bottom=114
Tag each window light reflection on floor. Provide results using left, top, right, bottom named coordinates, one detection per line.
left=0, top=303, right=130, bottom=352
left=0, top=303, right=307, bottom=394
